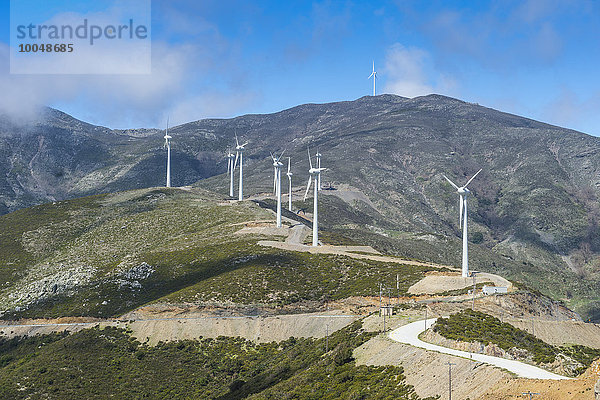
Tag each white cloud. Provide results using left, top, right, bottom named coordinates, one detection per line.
left=382, top=43, right=457, bottom=98
left=540, top=89, right=600, bottom=135
left=0, top=2, right=259, bottom=129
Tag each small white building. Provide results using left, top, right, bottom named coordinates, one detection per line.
left=482, top=285, right=508, bottom=295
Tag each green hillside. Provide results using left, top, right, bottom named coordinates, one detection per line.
left=0, top=320, right=432, bottom=400
left=0, top=187, right=438, bottom=320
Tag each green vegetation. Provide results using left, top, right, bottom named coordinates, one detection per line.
left=434, top=310, right=600, bottom=374
left=0, top=188, right=437, bottom=320
left=0, top=321, right=432, bottom=400
left=162, top=247, right=433, bottom=307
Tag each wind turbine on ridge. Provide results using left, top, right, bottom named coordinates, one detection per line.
left=226, top=147, right=236, bottom=197
left=163, top=117, right=172, bottom=188
left=368, top=60, right=377, bottom=96
left=286, top=157, right=293, bottom=211
left=233, top=134, right=248, bottom=201
left=304, top=148, right=327, bottom=247
left=443, top=169, right=482, bottom=278
left=271, top=150, right=285, bottom=227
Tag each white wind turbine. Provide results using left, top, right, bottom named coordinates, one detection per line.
left=368, top=60, right=377, bottom=96
left=226, top=148, right=236, bottom=197
left=163, top=117, right=172, bottom=188
left=443, top=169, right=482, bottom=278
left=233, top=134, right=248, bottom=201
left=315, top=149, right=322, bottom=191
left=271, top=150, right=285, bottom=227
left=286, top=157, right=293, bottom=211
left=304, top=148, right=327, bottom=247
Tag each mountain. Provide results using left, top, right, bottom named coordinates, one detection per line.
left=2, top=95, right=600, bottom=320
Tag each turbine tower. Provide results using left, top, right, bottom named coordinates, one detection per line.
left=368, top=60, right=377, bottom=96
left=271, top=151, right=285, bottom=227
left=286, top=157, right=293, bottom=211
left=315, top=149, right=322, bottom=191
left=233, top=135, right=248, bottom=201
left=226, top=148, right=236, bottom=198
left=163, top=118, right=172, bottom=188
left=443, top=169, right=482, bottom=278
left=304, top=148, right=327, bottom=246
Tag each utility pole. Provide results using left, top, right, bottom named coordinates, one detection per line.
left=471, top=272, right=477, bottom=310
left=446, top=361, right=456, bottom=400
left=325, top=323, right=329, bottom=352
left=397, top=274, right=400, bottom=305
left=522, top=391, right=540, bottom=400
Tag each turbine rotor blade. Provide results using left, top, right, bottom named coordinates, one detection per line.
left=235, top=133, right=239, bottom=147
left=287, top=157, right=291, bottom=174
left=273, top=167, right=277, bottom=194
left=443, top=175, right=460, bottom=190
left=277, top=149, right=286, bottom=161
left=234, top=152, right=239, bottom=170
left=304, top=176, right=312, bottom=201
left=307, top=147, right=313, bottom=169
left=464, top=168, right=482, bottom=188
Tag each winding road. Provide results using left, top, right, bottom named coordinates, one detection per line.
left=388, top=318, right=570, bottom=380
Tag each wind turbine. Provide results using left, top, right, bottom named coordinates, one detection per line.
left=233, top=134, right=248, bottom=201
left=286, top=157, right=293, bottom=211
left=315, top=149, right=322, bottom=191
left=271, top=151, right=285, bottom=227
left=368, top=60, right=377, bottom=96
left=163, top=117, right=172, bottom=188
left=443, top=169, right=482, bottom=278
left=304, top=148, right=327, bottom=246
left=226, top=148, right=236, bottom=197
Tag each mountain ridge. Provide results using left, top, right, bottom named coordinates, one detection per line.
left=2, top=94, right=600, bottom=319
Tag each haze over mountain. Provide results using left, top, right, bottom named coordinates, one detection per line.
left=2, top=94, right=600, bottom=320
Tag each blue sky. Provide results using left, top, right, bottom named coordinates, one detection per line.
left=1, top=0, right=600, bottom=135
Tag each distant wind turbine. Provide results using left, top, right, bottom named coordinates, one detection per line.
left=443, top=169, right=482, bottom=278
left=163, top=117, right=172, bottom=188
left=271, top=150, right=285, bottom=227
left=233, top=134, right=248, bottom=201
left=304, top=148, right=327, bottom=246
left=226, top=148, right=236, bottom=197
left=368, top=60, right=377, bottom=96
left=286, top=157, right=293, bottom=211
